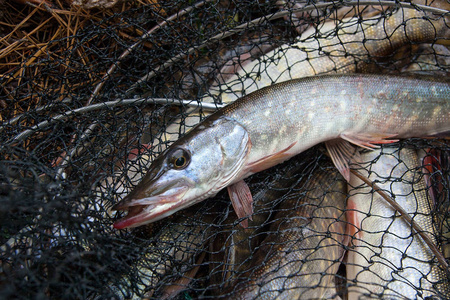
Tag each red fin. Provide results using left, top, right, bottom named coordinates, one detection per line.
left=346, top=199, right=361, bottom=245
left=247, top=142, right=297, bottom=173
left=340, top=132, right=399, bottom=150
left=227, top=180, right=253, bottom=228
left=422, top=149, right=435, bottom=175
left=325, top=140, right=359, bottom=181
left=422, top=148, right=437, bottom=192
left=127, top=143, right=152, bottom=160
left=422, top=148, right=443, bottom=206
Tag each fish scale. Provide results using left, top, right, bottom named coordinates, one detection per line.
left=147, top=6, right=449, bottom=159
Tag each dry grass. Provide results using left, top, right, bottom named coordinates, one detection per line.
left=0, top=0, right=164, bottom=121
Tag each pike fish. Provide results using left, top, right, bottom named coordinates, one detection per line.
left=113, top=74, right=450, bottom=229
left=346, top=147, right=450, bottom=299
left=226, top=162, right=347, bottom=299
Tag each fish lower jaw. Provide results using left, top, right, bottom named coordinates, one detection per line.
left=113, top=204, right=154, bottom=229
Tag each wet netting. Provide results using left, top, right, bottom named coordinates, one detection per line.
left=1, top=0, right=449, bottom=299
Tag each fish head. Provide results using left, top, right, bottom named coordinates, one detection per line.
left=113, top=117, right=251, bottom=229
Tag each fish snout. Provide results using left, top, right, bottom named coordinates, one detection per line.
left=112, top=178, right=193, bottom=210
left=112, top=177, right=195, bottom=229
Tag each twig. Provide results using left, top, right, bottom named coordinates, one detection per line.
left=350, top=169, right=449, bottom=272
left=3, top=98, right=223, bottom=144
left=55, top=121, right=98, bottom=179
left=0, top=5, right=41, bottom=45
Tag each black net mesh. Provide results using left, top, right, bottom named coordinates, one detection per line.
left=1, top=0, right=449, bottom=299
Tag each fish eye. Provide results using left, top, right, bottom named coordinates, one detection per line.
left=169, top=148, right=190, bottom=169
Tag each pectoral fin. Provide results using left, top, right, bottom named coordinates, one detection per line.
left=326, top=133, right=398, bottom=181
left=227, top=180, right=253, bottom=228
left=421, top=148, right=444, bottom=206
left=325, top=139, right=359, bottom=181
left=247, top=142, right=297, bottom=173
left=340, top=132, right=398, bottom=150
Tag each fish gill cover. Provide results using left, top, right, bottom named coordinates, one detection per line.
left=0, top=0, right=449, bottom=299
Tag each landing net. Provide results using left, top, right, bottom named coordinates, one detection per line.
left=1, top=1, right=449, bottom=299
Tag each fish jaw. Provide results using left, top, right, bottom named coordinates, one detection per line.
left=113, top=203, right=180, bottom=229
left=114, top=185, right=190, bottom=209
left=113, top=184, right=192, bottom=229
left=113, top=205, right=153, bottom=229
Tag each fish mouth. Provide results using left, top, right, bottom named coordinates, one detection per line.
left=113, top=204, right=155, bottom=229
left=112, top=184, right=191, bottom=229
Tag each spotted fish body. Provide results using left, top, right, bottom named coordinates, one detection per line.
left=205, top=7, right=449, bottom=103
left=346, top=147, right=450, bottom=299
left=113, top=74, right=449, bottom=229
left=209, top=151, right=323, bottom=290
left=228, top=165, right=347, bottom=300
left=221, top=74, right=448, bottom=175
